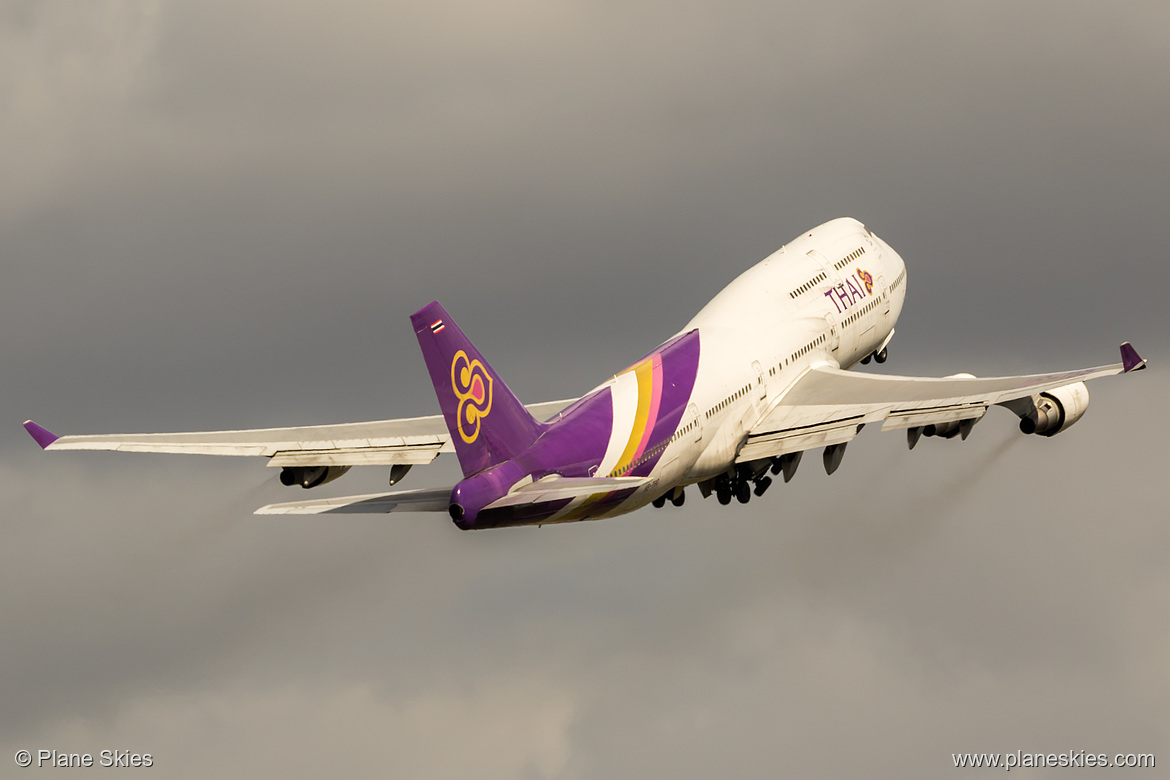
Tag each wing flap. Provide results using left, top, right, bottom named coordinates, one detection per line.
left=267, top=444, right=444, bottom=467
left=879, top=403, right=989, bottom=433
left=737, top=409, right=885, bottom=462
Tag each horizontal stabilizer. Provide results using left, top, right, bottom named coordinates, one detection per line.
left=484, top=475, right=650, bottom=510
left=256, top=475, right=650, bottom=516
left=255, top=487, right=452, bottom=515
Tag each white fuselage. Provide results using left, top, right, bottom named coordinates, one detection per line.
left=585, top=217, right=907, bottom=517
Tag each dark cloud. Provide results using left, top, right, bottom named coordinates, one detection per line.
left=3, top=1, right=1167, bottom=777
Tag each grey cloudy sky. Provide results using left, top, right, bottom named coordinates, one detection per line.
left=2, top=1, right=1167, bottom=777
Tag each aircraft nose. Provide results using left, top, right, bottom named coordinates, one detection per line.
left=871, top=232, right=906, bottom=270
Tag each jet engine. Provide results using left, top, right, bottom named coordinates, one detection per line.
left=1018, top=382, right=1090, bottom=437
left=922, top=419, right=963, bottom=439
left=279, top=465, right=353, bottom=489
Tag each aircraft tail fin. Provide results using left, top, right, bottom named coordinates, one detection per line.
left=411, top=302, right=545, bottom=477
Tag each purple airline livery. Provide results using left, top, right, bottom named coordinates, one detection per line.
left=24, top=218, right=1146, bottom=528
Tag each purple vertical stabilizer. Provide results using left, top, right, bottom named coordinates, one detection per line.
left=23, top=420, right=60, bottom=449
left=411, top=302, right=546, bottom=477
left=1120, top=342, right=1146, bottom=373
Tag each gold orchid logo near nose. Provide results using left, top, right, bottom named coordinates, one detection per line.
left=856, top=267, right=874, bottom=295
left=451, top=350, right=493, bottom=443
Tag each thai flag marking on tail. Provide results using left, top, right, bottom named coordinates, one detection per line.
left=430, top=320, right=445, bottom=334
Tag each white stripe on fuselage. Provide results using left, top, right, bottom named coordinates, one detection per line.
left=596, top=370, right=640, bottom=477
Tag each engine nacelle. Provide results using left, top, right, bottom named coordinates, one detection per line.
left=279, top=465, right=353, bottom=489
left=915, top=374, right=978, bottom=441
left=1019, top=382, right=1090, bottom=437
left=923, top=419, right=962, bottom=439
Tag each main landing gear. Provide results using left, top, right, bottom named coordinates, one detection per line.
left=670, top=432, right=867, bottom=511
left=698, top=439, right=858, bottom=509
left=716, top=477, right=733, bottom=505
left=711, top=463, right=777, bottom=506
left=652, top=486, right=687, bottom=509
left=860, top=346, right=888, bottom=365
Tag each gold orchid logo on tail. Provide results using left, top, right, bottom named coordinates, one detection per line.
left=451, top=350, right=493, bottom=443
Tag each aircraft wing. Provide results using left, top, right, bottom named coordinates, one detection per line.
left=737, top=343, right=1145, bottom=462
left=255, top=475, right=649, bottom=515
left=24, top=399, right=576, bottom=468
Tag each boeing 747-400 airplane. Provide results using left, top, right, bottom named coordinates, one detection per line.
left=24, top=218, right=1145, bottom=528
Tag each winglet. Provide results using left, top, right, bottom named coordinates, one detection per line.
left=1120, top=342, right=1147, bottom=373
left=23, top=420, right=60, bottom=449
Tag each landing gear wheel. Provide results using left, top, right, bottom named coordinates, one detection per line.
left=717, top=486, right=732, bottom=505
left=860, top=354, right=871, bottom=365
left=753, top=476, right=772, bottom=497
left=735, top=480, right=751, bottom=504
left=875, top=347, right=888, bottom=364
left=670, top=490, right=685, bottom=507
left=652, top=495, right=667, bottom=508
